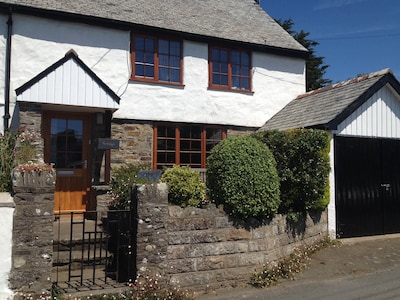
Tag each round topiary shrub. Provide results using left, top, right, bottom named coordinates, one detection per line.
left=161, top=165, right=206, bottom=207
left=207, top=136, right=280, bottom=219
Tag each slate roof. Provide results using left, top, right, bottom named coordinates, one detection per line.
left=0, top=0, right=307, bottom=57
left=259, top=69, right=400, bottom=131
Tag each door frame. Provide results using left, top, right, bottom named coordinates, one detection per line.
left=42, top=110, right=92, bottom=213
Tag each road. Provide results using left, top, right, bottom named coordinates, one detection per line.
left=198, top=234, right=400, bottom=300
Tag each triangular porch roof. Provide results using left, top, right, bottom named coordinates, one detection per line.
left=16, top=50, right=120, bottom=110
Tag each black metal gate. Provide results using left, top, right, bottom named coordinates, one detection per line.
left=53, top=210, right=136, bottom=292
left=335, top=136, right=400, bottom=237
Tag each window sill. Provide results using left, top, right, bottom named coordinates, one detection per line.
left=207, top=86, right=254, bottom=95
left=130, top=78, right=185, bottom=88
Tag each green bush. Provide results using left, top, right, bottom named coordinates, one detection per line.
left=253, top=129, right=330, bottom=218
left=0, top=131, right=17, bottom=192
left=109, top=163, right=151, bottom=210
left=160, top=165, right=206, bottom=207
left=207, top=136, right=280, bottom=219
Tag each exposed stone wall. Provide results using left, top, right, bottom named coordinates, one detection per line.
left=136, top=184, right=328, bottom=292
left=111, top=120, right=153, bottom=168
left=227, top=126, right=258, bottom=137
left=9, top=170, right=55, bottom=296
left=17, top=102, right=44, bottom=163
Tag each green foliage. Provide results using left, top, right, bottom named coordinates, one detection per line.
left=206, top=136, right=280, bottom=220
left=276, top=18, right=332, bottom=91
left=253, top=129, right=330, bottom=217
left=161, top=165, right=206, bottom=207
left=109, top=163, right=151, bottom=210
left=0, top=131, right=17, bottom=192
left=250, top=235, right=339, bottom=287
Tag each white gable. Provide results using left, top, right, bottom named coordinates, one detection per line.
left=16, top=53, right=119, bottom=111
left=337, top=84, right=400, bottom=138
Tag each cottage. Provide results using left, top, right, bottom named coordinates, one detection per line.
left=260, top=69, right=400, bottom=238
left=0, top=0, right=307, bottom=213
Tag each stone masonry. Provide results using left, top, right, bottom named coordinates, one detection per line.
left=9, top=169, right=55, bottom=295
left=135, top=184, right=328, bottom=292
left=111, top=120, right=153, bottom=168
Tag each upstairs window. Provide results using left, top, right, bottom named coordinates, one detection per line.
left=209, top=47, right=251, bottom=91
left=131, top=34, right=182, bottom=84
left=154, top=123, right=226, bottom=169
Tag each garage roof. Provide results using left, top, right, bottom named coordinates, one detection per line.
left=259, top=69, right=400, bottom=131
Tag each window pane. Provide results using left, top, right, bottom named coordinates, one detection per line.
left=241, top=52, right=250, bottom=65
left=144, top=54, right=154, bottom=64
left=180, top=153, right=190, bottom=164
left=159, top=54, right=169, bottom=66
left=158, top=139, right=166, bottom=150
left=191, top=153, right=201, bottom=165
left=51, top=118, right=66, bottom=135
left=166, top=126, right=175, bottom=137
left=221, top=75, right=228, bottom=86
left=170, top=41, right=180, bottom=56
left=180, top=126, right=191, bottom=138
left=212, top=74, right=220, bottom=85
left=159, top=39, right=169, bottom=54
left=167, top=140, right=176, bottom=150
left=170, top=69, right=180, bottom=82
left=145, top=38, right=154, bottom=51
left=159, top=67, right=169, bottom=81
left=232, top=76, right=240, bottom=89
left=157, top=126, right=167, bottom=137
left=192, top=140, right=201, bottom=149
left=220, top=50, right=228, bottom=62
left=145, top=66, right=154, bottom=78
left=221, top=63, right=228, bottom=74
left=180, top=140, right=190, bottom=151
left=232, top=64, right=240, bottom=75
left=135, top=51, right=144, bottom=63
left=191, top=126, right=201, bottom=139
left=135, top=37, right=145, bottom=51
left=242, top=78, right=250, bottom=90
left=212, top=49, right=219, bottom=60
left=232, top=51, right=240, bottom=64
left=135, top=65, right=144, bottom=76
left=241, top=66, right=250, bottom=76
left=170, top=56, right=180, bottom=68
left=206, top=128, right=222, bottom=139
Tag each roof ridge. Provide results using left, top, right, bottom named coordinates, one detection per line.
left=296, top=68, right=393, bottom=100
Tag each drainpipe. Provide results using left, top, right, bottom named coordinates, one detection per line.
left=4, top=8, right=12, bottom=132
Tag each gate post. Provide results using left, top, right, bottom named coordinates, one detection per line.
left=9, top=168, right=56, bottom=296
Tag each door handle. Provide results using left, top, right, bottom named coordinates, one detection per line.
left=84, top=160, right=87, bottom=169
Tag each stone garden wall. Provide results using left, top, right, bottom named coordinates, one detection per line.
left=9, top=169, right=55, bottom=296
left=135, top=184, right=328, bottom=292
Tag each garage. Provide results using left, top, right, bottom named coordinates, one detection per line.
left=260, top=69, right=400, bottom=238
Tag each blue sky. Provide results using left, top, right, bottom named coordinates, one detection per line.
left=261, top=0, right=400, bottom=84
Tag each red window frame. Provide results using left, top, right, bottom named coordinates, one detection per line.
left=153, top=123, right=227, bottom=169
left=130, top=33, right=183, bottom=85
left=209, top=46, right=252, bottom=92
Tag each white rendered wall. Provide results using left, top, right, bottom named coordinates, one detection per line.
left=0, top=14, right=8, bottom=133
left=114, top=39, right=305, bottom=127
left=0, top=193, right=14, bottom=299
left=327, top=134, right=336, bottom=239
left=10, top=15, right=305, bottom=129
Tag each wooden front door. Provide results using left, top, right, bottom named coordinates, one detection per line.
left=43, top=112, right=91, bottom=213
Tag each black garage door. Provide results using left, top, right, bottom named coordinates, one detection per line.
left=335, top=136, right=400, bottom=238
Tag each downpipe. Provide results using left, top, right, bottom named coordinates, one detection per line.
left=3, top=8, right=12, bottom=132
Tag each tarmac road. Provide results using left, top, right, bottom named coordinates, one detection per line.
left=197, top=234, right=400, bottom=300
